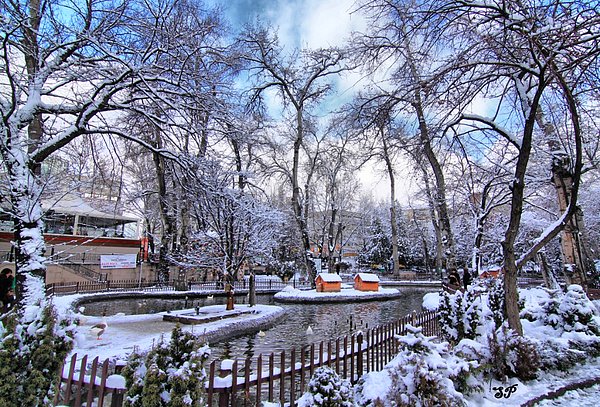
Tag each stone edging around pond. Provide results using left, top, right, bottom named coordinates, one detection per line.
left=196, top=306, right=287, bottom=344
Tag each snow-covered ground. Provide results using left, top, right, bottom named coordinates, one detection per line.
left=273, top=284, right=401, bottom=302
left=53, top=294, right=285, bottom=362
left=52, top=285, right=600, bottom=405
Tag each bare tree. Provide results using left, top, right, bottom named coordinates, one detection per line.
left=424, top=0, right=600, bottom=333
left=0, top=0, right=228, bottom=307
left=353, top=0, right=458, bottom=274
left=239, top=23, right=347, bottom=284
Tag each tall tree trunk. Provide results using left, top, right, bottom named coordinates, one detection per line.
left=403, top=39, right=455, bottom=272
left=501, top=75, right=546, bottom=335
left=8, top=0, right=47, bottom=307
left=327, top=208, right=338, bottom=272
left=152, top=126, right=176, bottom=284
left=536, top=109, right=588, bottom=287
left=379, top=122, right=400, bottom=277
left=421, top=167, right=444, bottom=275
left=7, top=151, right=47, bottom=307
left=291, top=109, right=316, bottom=285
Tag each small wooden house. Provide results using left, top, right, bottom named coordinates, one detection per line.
left=315, top=273, right=342, bottom=292
left=479, top=267, right=503, bottom=279
left=354, top=273, right=380, bottom=292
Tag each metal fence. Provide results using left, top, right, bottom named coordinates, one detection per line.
left=45, top=278, right=312, bottom=296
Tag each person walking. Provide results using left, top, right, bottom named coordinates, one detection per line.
left=0, top=269, right=14, bottom=311
left=463, top=267, right=472, bottom=291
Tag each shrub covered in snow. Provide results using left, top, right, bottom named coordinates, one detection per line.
left=0, top=303, right=75, bottom=406
left=121, top=324, right=210, bottom=406
left=437, top=286, right=482, bottom=344
left=486, top=278, right=505, bottom=330
left=538, top=289, right=562, bottom=328
left=559, top=285, right=600, bottom=335
left=355, top=326, right=473, bottom=407
left=297, top=366, right=354, bottom=407
left=486, top=327, right=540, bottom=381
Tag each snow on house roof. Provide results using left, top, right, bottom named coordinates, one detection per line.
left=355, top=273, right=380, bottom=283
left=42, top=194, right=138, bottom=223
left=316, top=273, right=342, bottom=283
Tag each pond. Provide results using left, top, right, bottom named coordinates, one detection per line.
left=212, top=288, right=433, bottom=362
left=80, top=288, right=435, bottom=362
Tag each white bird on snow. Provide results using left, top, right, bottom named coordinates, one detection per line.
left=258, top=330, right=266, bottom=337
left=90, top=317, right=108, bottom=340
left=306, top=325, right=313, bottom=335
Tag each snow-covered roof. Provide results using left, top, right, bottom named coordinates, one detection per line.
left=42, top=194, right=138, bottom=223
left=316, top=273, right=342, bottom=283
left=355, top=273, right=380, bottom=283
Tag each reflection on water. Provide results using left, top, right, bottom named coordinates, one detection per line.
left=79, top=288, right=435, bottom=362
left=211, top=289, right=432, bottom=362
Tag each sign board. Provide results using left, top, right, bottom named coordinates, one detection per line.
left=100, top=254, right=137, bottom=269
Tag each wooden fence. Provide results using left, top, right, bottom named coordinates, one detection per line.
left=53, top=310, right=439, bottom=407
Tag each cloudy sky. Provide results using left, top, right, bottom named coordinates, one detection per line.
left=218, top=0, right=365, bottom=49
left=213, top=0, right=417, bottom=203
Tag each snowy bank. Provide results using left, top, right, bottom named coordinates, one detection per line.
left=68, top=303, right=285, bottom=361
left=273, top=285, right=401, bottom=303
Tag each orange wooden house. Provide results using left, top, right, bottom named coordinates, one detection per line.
left=354, top=273, right=380, bottom=291
left=315, top=273, right=342, bottom=292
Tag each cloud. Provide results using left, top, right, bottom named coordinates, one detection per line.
left=301, top=0, right=365, bottom=49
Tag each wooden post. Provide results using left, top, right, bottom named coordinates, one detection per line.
left=74, top=355, right=87, bottom=406
left=343, top=336, right=348, bottom=379
left=290, top=348, right=296, bottom=406
left=350, top=335, right=355, bottom=383
left=256, top=355, right=263, bottom=407
left=244, top=357, right=251, bottom=405
left=268, top=353, right=274, bottom=402
left=279, top=351, right=285, bottom=406
left=218, top=360, right=233, bottom=407
left=357, top=332, right=363, bottom=378
left=300, top=346, right=306, bottom=394
left=207, top=361, right=216, bottom=406
left=231, top=360, right=238, bottom=406
left=335, top=338, right=340, bottom=374
left=98, top=360, right=109, bottom=407
left=86, top=357, right=99, bottom=406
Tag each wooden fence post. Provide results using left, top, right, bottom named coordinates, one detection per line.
left=357, top=332, right=363, bottom=379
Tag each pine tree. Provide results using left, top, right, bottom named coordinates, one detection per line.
left=122, top=325, right=209, bottom=406
left=559, top=285, right=600, bottom=335
left=0, top=304, right=75, bottom=406
left=301, top=366, right=354, bottom=407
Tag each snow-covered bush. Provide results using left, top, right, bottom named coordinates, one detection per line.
left=297, top=366, right=353, bottom=407
left=537, top=289, right=562, bottom=328
left=355, top=326, right=470, bottom=407
left=559, top=285, right=600, bottom=335
left=437, top=287, right=482, bottom=344
left=486, top=327, right=540, bottom=381
left=537, top=339, right=588, bottom=372
left=486, top=278, right=505, bottom=329
left=0, top=303, right=75, bottom=406
left=268, top=260, right=295, bottom=282
left=122, top=324, right=210, bottom=406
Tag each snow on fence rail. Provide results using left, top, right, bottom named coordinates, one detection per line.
left=53, top=310, right=439, bottom=407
